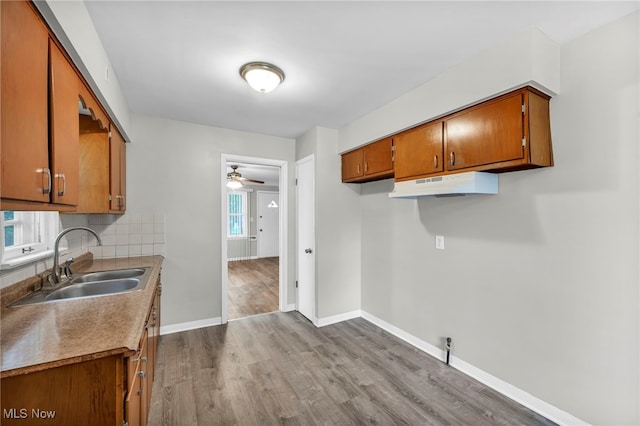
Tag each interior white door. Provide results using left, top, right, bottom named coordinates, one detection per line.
left=257, top=191, right=280, bottom=258
left=296, top=156, right=315, bottom=322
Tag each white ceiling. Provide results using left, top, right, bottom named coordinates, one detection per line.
left=84, top=1, right=638, bottom=140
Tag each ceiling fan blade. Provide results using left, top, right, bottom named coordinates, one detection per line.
left=239, top=177, right=265, bottom=184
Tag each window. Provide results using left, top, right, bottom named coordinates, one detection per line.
left=1, top=211, right=59, bottom=268
left=228, top=191, right=248, bottom=238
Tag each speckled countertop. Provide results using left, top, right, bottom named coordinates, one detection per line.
left=0, top=255, right=164, bottom=378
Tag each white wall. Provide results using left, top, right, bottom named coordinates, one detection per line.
left=339, top=27, right=560, bottom=153
left=356, top=12, right=639, bottom=425
left=296, top=127, right=362, bottom=321
left=128, top=114, right=295, bottom=327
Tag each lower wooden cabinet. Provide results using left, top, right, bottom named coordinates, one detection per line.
left=1, top=281, right=161, bottom=426
left=1, top=356, right=125, bottom=425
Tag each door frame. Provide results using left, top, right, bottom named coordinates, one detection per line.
left=220, top=154, right=288, bottom=324
left=256, top=190, right=280, bottom=259
left=295, top=154, right=316, bottom=323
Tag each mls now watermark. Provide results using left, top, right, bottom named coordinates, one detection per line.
left=3, top=408, right=57, bottom=419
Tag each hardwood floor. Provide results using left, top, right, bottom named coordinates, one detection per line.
left=148, top=312, right=555, bottom=426
left=228, top=257, right=279, bottom=320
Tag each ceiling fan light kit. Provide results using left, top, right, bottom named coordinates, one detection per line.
left=227, top=165, right=265, bottom=189
left=239, top=62, right=285, bottom=93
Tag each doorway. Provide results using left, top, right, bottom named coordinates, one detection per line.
left=221, top=155, right=288, bottom=323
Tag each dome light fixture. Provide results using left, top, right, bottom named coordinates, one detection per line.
left=239, top=62, right=285, bottom=93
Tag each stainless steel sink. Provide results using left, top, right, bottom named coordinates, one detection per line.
left=10, top=267, right=150, bottom=306
left=45, top=278, right=141, bottom=301
left=71, top=268, right=146, bottom=283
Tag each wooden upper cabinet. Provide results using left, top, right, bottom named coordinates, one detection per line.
left=342, top=138, right=394, bottom=183
left=445, top=91, right=524, bottom=171
left=363, top=138, right=394, bottom=179
left=341, top=149, right=364, bottom=182
left=394, top=121, right=443, bottom=181
left=76, top=86, right=111, bottom=213
left=444, top=87, right=552, bottom=172
left=110, top=125, right=127, bottom=212
left=0, top=0, right=50, bottom=203
left=49, top=39, right=80, bottom=206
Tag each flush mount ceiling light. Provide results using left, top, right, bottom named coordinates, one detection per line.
left=239, top=62, right=285, bottom=93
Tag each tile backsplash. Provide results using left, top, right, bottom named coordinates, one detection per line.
left=0, top=212, right=165, bottom=289
left=87, top=213, right=166, bottom=259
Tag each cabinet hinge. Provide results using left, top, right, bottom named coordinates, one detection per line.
left=109, top=131, right=113, bottom=138
left=109, top=194, right=113, bottom=201
left=521, top=103, right=526, bottom=114
left=295, top=178, right=298, bottom=185
left=522, top=137, right=526, bottom=148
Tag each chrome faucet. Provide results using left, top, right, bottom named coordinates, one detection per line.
left=50, top=227, right=102, bottom=286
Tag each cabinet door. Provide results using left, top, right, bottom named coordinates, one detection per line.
left=341, top=149, right=363, bottom=182
left=126, top=331, right=148, bottom=426
left=49, top=39, right=80, bottom=205
left=0, top=1, right=50, bottom=202
left=363, top=138, right=393, bottom=177
left=394, top=121, right=443, bottom=180
left=110, top=125, right=126, bottom=212
left=445, top=92, right=524, bottom=171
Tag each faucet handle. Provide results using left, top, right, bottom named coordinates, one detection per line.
left=63, top=257, right=74, bottom=278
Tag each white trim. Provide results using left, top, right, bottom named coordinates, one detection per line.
left=360, top=311, right=589, bottom=426
left=220, top=154, right=288, bottom=325
left=316, top=310, right=362, bottom=327
left=227, top=255, right=259, bottom=262
left=160, top=317, right=222, bottom=336
left=282, top=303, right=296, bottom=312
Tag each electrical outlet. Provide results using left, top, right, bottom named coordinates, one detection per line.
left=435, top=235, right=445, bottom=250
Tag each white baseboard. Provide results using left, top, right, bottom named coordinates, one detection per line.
left=360, top=311, right=588, bottom=426
left=227, top=256, right=259, bottom=261
left=282, top=303, right=296, bottom=312
left=160, top=317, right=222, bottom=336
left=316, top=309, right=362, bottom=327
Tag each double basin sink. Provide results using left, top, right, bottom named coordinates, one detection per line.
left=11, top=268, right=150, bottom=307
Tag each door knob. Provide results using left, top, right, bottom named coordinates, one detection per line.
left=305, top=248, right=312, bottom=254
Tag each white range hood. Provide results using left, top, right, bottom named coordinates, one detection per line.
left=389, top=171, right=498, bottom=198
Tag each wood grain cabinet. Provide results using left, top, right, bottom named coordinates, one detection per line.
left=341, top=137, right=394, bottom=183
left=125, top=282, right=161, bottom=426
left=444, top=87, right=553, bottom=173
left=1, top=0, right=127, bottom=212
left=343, top=86, right=553, bottom=183
left=394, top=121, right=443, bottom=181
left=49, top=39, right=80, bottom=206
left=1, top=1, right=56, bottom=205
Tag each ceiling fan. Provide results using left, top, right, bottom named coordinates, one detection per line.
left=226, top=165, right=264, bottom=189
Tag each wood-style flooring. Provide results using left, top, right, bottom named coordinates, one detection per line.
left=227, top=257, right=279, bottom=320
left=148, top=312, right=555, bottom=426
